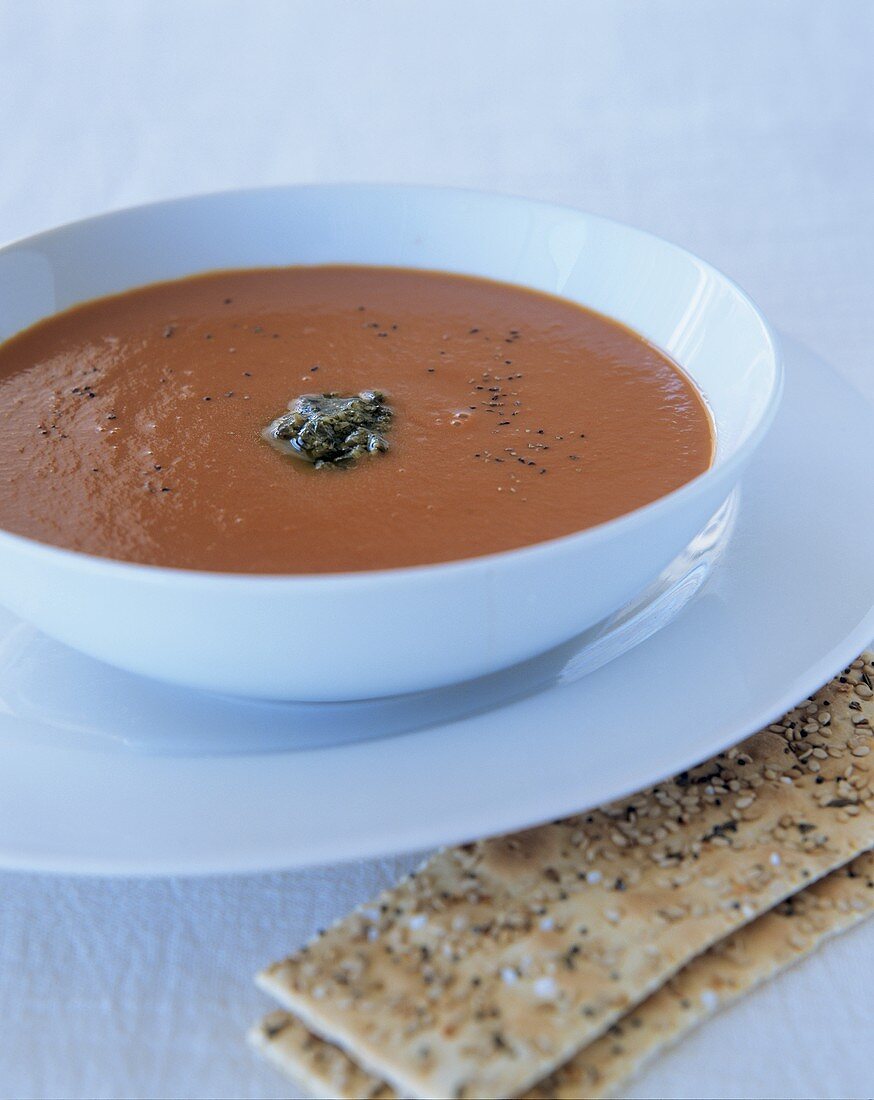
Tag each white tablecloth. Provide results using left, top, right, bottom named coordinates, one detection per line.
left=1, top=2, right=872, bottom=1096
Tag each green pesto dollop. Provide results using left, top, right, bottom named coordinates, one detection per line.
left=264, top=390, right=393, bottom=468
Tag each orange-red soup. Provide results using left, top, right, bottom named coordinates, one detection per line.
left=0, top=267, right=713, bottom=573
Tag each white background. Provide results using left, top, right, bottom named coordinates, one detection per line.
left=1, top=2, right=873, bottom=1097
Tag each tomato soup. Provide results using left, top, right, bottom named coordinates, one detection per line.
left=0, top=267, right=713, bottom=572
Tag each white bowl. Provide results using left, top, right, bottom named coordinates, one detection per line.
left=0, top=185, right=781, bottom=701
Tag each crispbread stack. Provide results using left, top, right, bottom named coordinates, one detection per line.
left=526, top=847, right=874, bottom=1099
left=253, top=1011, right=394, bottom=1100
left=252, top=849, right=874, bottom=1100
left=253, top=654, right=874, bottom=1099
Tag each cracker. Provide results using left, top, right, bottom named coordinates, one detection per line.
left=530, top=847, right=874, bottom=1098
left=250, top=850, right=874, bottom=1099
left=250, top=1010, right=394, bottom=1100
left=257, top=654, right=874, bottom=1099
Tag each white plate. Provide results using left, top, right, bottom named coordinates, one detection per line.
left=0, top=335, right=871, bottom=875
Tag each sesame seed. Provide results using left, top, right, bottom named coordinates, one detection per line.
left=533, top=977, right=558, bottom=999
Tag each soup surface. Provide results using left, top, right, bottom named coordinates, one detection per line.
left=0, top=267, right=712, bottom=573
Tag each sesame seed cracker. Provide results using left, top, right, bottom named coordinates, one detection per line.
left=254, top=653, right=874, bottom=1099
left=250, top=849, right=874, bottom=1099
